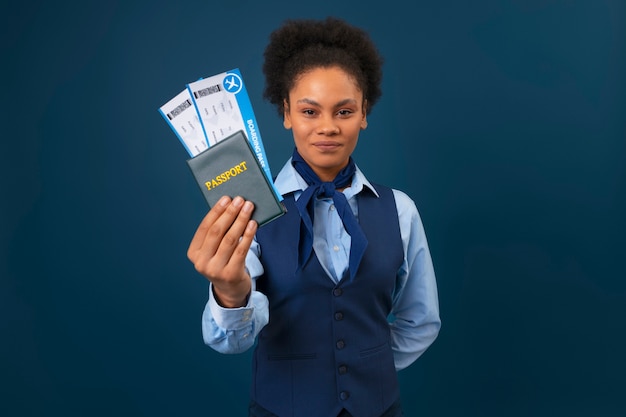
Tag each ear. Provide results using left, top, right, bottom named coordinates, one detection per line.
left=360, top=100, right=368, bottom=130
left=283, top=99, right=292, bottom=130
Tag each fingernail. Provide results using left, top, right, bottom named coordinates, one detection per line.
left=232, top=196, right=244, bottom=207
left=219, top=196, right=230, bottom=207
left=243, top=201, right=254, bottom=213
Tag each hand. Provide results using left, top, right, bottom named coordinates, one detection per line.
left=187, top=196, right=257, bottom=308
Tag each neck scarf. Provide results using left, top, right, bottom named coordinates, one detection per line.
left=291, top=148, right=368, bottom=281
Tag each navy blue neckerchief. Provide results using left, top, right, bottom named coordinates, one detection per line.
left=291, top=148, right=368, bottom=281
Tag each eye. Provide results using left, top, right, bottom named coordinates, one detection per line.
left=337, top=109, right=354, bottom=117
left=302, top=109, right=317, bottom=116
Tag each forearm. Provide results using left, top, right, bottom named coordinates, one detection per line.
left=390, top=247, right=441, bottom=370
left=201, top=283, right=269, bottom=354
left=391, top=314, right=441, bottom=370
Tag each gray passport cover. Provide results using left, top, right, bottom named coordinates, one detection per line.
left=186, top=130, right=286, bottom=226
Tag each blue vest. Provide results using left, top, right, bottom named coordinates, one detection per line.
left=253, top=184, right=404, bottom=417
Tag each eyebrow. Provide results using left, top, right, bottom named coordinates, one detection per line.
left=296, top=98, right=358, bottom=107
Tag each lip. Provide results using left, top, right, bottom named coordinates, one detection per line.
left=313, top=141, right=342, bottom=151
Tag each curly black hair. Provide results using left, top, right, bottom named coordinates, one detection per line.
left=262, top=17, right=383, bottom=116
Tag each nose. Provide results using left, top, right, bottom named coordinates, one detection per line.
left=317, top=114, right=339, bottom=135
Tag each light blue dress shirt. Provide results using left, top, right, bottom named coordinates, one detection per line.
left=201, top=159, right=441, bottom=370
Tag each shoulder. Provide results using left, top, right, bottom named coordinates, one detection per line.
left=369, top=184, right=419, bottom=218
left=354, top=168, right=421, bottom=224
left=366, top=183, right=422, bottom=228
left=390, top=188, right=419, bottom=218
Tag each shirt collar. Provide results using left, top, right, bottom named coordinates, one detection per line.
left=273, top=157, right=379, bottom=199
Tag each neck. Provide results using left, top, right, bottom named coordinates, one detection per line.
left=312, top=163, right=351, bottom=182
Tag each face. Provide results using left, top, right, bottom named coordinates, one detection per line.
left=283, top=66, right=368, bottom=182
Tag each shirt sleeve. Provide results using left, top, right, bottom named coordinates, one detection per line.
left=389, top=190, right=441, bottom=370
left=200, top=239, right=270, bottom=354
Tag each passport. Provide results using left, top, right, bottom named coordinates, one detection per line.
left=186, top=130, right=286, bottom=227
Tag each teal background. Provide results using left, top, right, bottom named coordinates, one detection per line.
left=2, top=1, right=625, bottom=416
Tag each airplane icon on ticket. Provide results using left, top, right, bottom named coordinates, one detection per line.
left=223, top=73, right=243, bottom=94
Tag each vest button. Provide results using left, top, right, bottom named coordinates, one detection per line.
left=333, top=288, right=343, bottom=297
left=340, top=391, right=350, bottom=401
left=334, top=312, right=344, bottom=321
left=336, top=339, right=345, bottom=349
left=338, top=365, right=348, bottom=374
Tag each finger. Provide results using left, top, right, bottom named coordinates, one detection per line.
left=188, top=196, right=231, bottom=256
left=195, top=200, right=255, bottom=281
left=229, top=218, right=258, bottom=267
left=215, top=200, right=255, bottom=260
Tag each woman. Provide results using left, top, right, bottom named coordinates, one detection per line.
left=187, top=17, right=441, bottom=417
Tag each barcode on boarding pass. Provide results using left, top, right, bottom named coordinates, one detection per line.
left=166, top=99, right=192, bottom=120
left=193, top=84, right=222, bottom=98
